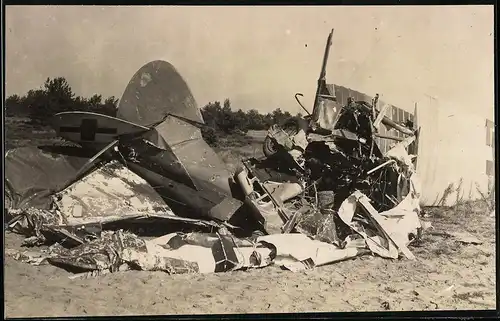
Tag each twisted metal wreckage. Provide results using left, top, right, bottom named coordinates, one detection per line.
left=5, top=30, right=424, bottom=278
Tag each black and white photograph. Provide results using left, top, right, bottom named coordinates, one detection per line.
left=3, top=4, right=496, bottom=317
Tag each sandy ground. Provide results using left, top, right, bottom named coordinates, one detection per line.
left=4, top=197, right=497, bottom=317
left=3, top=121, right=497, bottom=317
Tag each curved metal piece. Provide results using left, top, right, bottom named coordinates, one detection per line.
left=294, top=93, right=311, bottom=115
left=117, top=60, right=204, bottom=127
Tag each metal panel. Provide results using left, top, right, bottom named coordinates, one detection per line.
left=54, top=160, right=173, bottom=222
left=155, top=116, right=233, bottom=195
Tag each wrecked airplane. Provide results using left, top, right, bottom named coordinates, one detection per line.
left=5, top=29, right=424, bottom=277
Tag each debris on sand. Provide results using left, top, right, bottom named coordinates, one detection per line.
left=446, top=231, right=483, bottom=245
left=5, top=30, right=426, bottom=278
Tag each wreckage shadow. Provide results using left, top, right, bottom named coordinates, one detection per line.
left=102, top=219, right=219, bottom=237
left=37, top=145, right=99, bottom=168
left=38, top=145, right=97, bottom=158
left=47, top=260, right=94, bottom=274
left=245, top=155, right=301, bottom=184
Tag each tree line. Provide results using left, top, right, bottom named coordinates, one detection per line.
left=5, top=77, right=119, bottom=123
left=5, top=77, right=301, bottom=142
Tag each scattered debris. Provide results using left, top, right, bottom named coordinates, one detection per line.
left=5, top=30, right=426, bottom=278
left=436, top=285, right=456, bottom=297
left=420, top=220, right=433, bottom=230
left=446, top=232, right=483, bottom=245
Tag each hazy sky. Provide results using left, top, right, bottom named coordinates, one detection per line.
left=5, top=5, right=494, bottom=117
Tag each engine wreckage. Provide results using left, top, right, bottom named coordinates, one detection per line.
left=4, top=30, right=423, bottom=278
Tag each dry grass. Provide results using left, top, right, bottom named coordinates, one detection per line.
left=5, top=117, right=58, bottom=150
left=4, top=117, right=266, bottom=159
left=214, top=143, right=264, bottom=173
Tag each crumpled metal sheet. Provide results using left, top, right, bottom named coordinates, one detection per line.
left=147, top=233, right=273, bottom=273
left=47, top=231, right=129, bottom=271
left=295, top=208, right=325, bottom=236
left=6, top=205, right=222, bottom=248
left=5, top=248, right=51, bottom=266
left=385, top=135, right=417, bottom=168
left=337, top=181, right=422, bottom=260
left=262, top=182, right=304, bottom=204
left=267, top=126, right=295, bottom=151
left=257, top=233, right=365, bottom=272
left=338, top=192, right=397, bottom=259
left=45, top=230, right=201, bottom=274
left=311, top=95, right=342, bottom=131
left=54, top=160, right=174, bottom=221
left=6, top=208, right=64, bottom=245
left=18, top=231, right=274, bottom=275
left=309, top=210, right=340, bottom=246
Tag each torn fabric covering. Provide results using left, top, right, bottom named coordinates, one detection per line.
left=5, top=146, right=93, bottom=210
left=54, top=160, right=173, bottom=220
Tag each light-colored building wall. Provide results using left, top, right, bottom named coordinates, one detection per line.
left=415, top=97, right=494, bottom=206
